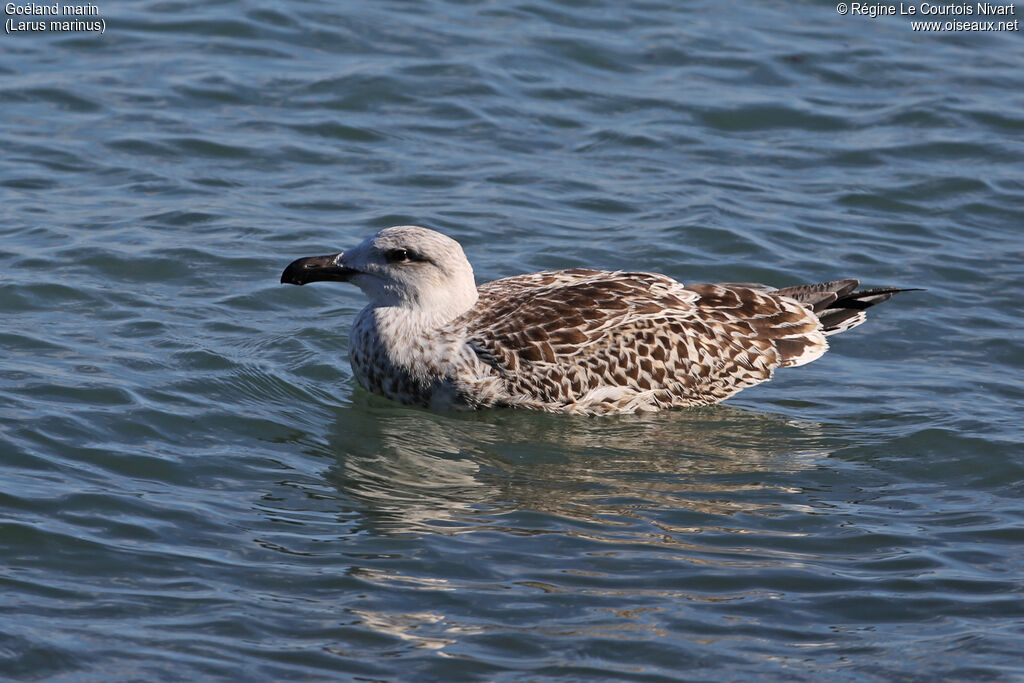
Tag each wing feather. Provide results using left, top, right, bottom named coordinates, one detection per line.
left=454, top=271, right=828, bottom=413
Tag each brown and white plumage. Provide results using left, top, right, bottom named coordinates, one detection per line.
left=281, top=226, right=914, bottom=415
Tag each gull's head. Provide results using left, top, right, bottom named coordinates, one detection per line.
left=281, top=225, right=477, bottom=317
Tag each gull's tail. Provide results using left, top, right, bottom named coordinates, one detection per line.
left=776, top=279, right=921, bottom=336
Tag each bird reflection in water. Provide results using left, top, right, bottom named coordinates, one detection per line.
left=317, top=399, right=838, bottom=537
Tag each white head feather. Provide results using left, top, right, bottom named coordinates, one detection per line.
left=339, top=226, right=478, bottom=323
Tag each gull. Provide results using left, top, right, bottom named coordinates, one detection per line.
left=281, top=226, right=914, bottom=415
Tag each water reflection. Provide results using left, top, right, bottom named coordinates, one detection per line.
left=346, top=609, right=455, bottom=651
left=316, top=400, right=838, bottom=535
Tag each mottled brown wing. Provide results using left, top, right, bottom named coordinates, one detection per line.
left=460, top=271, right=827, bottom=411
left=472, top=268, right=608, bottom=309
left=683, top=283, right=828, bottom=368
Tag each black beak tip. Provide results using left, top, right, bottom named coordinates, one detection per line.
left=280, top=258, right=307, bottom=285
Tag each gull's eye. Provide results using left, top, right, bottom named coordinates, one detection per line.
left=385, top=248, right=412, bottom=263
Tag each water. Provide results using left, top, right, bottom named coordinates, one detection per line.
left=2, top=0, right=1023, bottom=680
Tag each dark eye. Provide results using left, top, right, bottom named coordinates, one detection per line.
left=385, top=248, right=412, bottom=263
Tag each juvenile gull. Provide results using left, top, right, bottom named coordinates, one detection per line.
left=281, top=226, right=915, bottom=415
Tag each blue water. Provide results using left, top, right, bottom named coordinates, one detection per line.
left=2, top=1, right=1023, bottom=680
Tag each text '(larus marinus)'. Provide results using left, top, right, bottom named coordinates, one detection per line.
left=281, top=226, right=915, bottom=415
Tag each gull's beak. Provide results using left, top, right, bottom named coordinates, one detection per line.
left=280, top=253, right=358, bottom=286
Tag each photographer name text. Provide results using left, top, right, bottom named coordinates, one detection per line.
left=836, top=2, right=1017, bottom=30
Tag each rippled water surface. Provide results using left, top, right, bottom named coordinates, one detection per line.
left=3, top=1, right=1023, bottom=680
